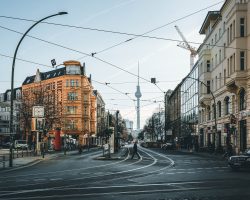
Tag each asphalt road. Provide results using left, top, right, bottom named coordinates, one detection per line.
left=0, top=147, right=249, bottom=200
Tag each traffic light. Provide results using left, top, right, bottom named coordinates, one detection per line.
left=151, top=78, right=156, bottom=84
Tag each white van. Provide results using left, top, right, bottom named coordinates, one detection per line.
left=14, top=140, right=28, bottom=149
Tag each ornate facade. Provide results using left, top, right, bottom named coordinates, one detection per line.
left=198, top=0, right=250, bottom=153
left=21, top=60, right=97, bottom=145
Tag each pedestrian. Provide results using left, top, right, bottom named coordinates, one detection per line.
left=131, top=140, right=140, bottom=159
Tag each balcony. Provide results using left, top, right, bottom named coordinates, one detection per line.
left=226, top=71, right=247, bottom=94
left=199, top=94, right=212, bottom=107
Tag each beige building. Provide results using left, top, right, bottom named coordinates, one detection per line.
left=198, top=0, right=250, bottom=153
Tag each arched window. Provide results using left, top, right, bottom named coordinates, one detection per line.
left=217, top=101, right=222, bottom=117
left=224, top=96, right=230, bottom=115
left=239, top=88, right=246, bottom=111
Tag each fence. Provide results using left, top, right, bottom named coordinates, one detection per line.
left=0, top=148, right=35, bottom=169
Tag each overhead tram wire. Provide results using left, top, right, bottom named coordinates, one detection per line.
left=0, top=53, right=53, bottom=68
left=1, top=24, right=250, bottom=56
left=0, top=25, right=166, bottom=93
left=92, top=79, right=137, bottom=109
left=77, top=1, right=224, bottom=59
left=0, top=1, right=223, bottom=58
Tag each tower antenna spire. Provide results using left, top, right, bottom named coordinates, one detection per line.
left=135, top=61, right=142, bottom=131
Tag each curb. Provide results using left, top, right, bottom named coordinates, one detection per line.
left=0, top=152, right=64, bottom=173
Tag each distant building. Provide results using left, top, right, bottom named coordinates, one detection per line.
left=93, top=90, right=106, bottom=145
left=124, top=119, right=133, bottom=135
left=0, top=87, right=22, bottom=143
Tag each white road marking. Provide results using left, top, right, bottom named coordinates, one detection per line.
left=50, top=178, right=63, bottom=181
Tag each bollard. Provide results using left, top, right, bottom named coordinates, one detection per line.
left=16, top=148, right=19, bottom=158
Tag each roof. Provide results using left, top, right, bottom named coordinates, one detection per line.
left=22, top=67, right=66, bottom=85
left=199, top=11, right=221, bottom=34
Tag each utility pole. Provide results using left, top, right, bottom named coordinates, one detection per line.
left=164, top=92, right=167, bottom=142
left=115, top=110, right=119, bottom=152
left=9, top=12, right=67, bottom=167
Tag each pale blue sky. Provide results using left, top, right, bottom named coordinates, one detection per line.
left=0, top=0, right=224, bottom=128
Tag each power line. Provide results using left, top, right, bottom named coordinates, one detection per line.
left=0, top=52, right=53, bottom=68
left=0, top=1, right=224, bottom=49
left=0, top=25, right=165, bottom=92
left=78, top=1, right=224, bottom=57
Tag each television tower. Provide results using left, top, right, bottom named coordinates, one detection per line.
left=135, top=62, right=142, bottom=130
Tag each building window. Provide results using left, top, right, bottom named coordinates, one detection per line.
left=217, top=101, right=222, bottom=117
left=233, top=53, right=235, bottom=72
left=68, top=92, right=78, bottom=100
left=223, top=43, right=226, bottom=58
left=240, top=18, right=245, bottom=37
left=67, top=106, right=77, bottom=114
left=239, top=88, right=246, bottom=111
left=212, top=104, right=216, bottom=119
left=233, top=20, right=235, bottom=39
left=219, top=73, right=222, bottom=87
left=230, top=55, right=233, bottom=74
left=207, top=81, right=210, bottom=94
left=224, top=96, right=230, bottom=115
left=207, top=106, right=211, bottom=121
left=207, top=60, right=210, bottom=72
left=230, top=24, right=233, bottom=42
left=219, top=49, right=221, bottom=63
left=224, top=69, right=226, bottom=85
left=66, top=120, right=77, bottom=130
left=240, top=51, right=245, bottom=70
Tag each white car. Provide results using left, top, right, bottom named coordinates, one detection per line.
left=14, top=140, right=28, bottom=149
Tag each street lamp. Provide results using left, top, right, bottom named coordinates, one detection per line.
left=9, top=12, right=68, bottom=167
left=186, top=76, right=217, bottom=148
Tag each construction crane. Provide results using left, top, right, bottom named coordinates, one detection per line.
left=174, top=25, right=197, bottom=70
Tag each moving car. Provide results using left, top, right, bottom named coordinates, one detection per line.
left=14, top=140, right=28, bottom=149
left=162, top=142, right=175, bottom=150
left=228, top=149, right=250, bottom=170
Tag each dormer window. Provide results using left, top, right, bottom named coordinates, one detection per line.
left=66, top=65, right=81, bottom=75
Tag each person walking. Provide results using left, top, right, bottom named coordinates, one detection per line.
left=131, top=141, right=140, bottom=159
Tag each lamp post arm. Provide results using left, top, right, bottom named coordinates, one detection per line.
left=9, top=12, right=67, bottom=167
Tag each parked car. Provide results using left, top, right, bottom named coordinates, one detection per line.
left=228, top=149, right=250, bottom=170
left=14, top=140, right=28, bottom=149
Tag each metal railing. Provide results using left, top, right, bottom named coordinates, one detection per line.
left=0, top=148, right=35, bottom=169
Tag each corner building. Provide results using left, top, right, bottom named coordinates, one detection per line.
left=198, top=0, right=250, bottom=153
left=22, top=60, right=97, bottom=146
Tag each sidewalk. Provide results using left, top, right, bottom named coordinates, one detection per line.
left=176, top=148, right=227, bottom=161
left=0, top=149, right=78, bottom=172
